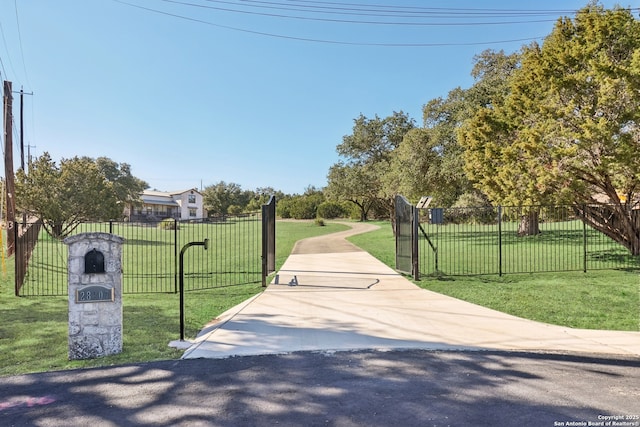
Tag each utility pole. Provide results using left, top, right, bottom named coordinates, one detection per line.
left=15, top=87, right=33, bottom=171
left=20, top=88, right=24, bottom=170
left=3, top=80, right=16, bottom=256
left=16, top=87, right=33, bottom=228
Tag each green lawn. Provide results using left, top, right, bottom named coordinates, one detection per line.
left=348, top=221, right=640, bottom=332
left=0, top=220, right=349, bottom=377
left=416, top=219, right=639, bottom=276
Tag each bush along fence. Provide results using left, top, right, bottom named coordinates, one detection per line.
left=15, top=212, right=271, bottom=297
left=396, top=197, right=640, bottom=278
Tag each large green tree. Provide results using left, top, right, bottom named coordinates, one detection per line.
left=202, top=181, right=250, bottom=216
left=325, top=162, right=377, bottom=221
left=245, top=187, right=285, bottom=212
left=95, top=157, right=149, bottom=214
left=276, top=186, right=326, bottom=219
left=391, top=50, right=519, bottom=207
left=328, top=111, right=415, bottom=223
left=16, top=153, right=147, bottom=239
left=460, top=4, right=640, bottom=251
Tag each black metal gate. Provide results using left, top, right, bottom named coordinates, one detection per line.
left=394, top=195, right=418, bottom=280
left=262, top=195, right=276, bottom=286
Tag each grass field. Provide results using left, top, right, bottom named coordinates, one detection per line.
left=0, top=220, right=349, bottom=377
left=348, top=221, right=640, bottom=332
left=417, top=219, right=639, bottom=276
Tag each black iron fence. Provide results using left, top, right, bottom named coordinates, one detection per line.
left=14, top=221, right=42, bottom=292
left=417, top=204, right=640, bottom=277
left=15, top=212, right=267, bottom=297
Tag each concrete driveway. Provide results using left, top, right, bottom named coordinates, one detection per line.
left=182, top=222, right=640, bottom=359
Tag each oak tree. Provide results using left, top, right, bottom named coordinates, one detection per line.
left=16, top=153, right=148, bottom=239
left=202, top=181, right=248, bottom=217
left=328, top=111, right=415, bottom=223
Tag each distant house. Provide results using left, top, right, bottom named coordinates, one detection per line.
left=125, top=189, right=205, bottom=221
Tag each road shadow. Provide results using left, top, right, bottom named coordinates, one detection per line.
left=2, top=350, right=638, bottom=426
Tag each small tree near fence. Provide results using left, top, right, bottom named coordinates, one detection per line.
left=16, top=153, right=148, bottom=240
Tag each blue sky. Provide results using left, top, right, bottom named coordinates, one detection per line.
left=0, top=0, right=631, bottom=194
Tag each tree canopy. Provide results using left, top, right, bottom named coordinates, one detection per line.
left=459, top=4, right=640, bottom=251
left=383, top=50, right=520, bottom=208
left=202, top=181, right=250, bottom=217
left=327, top=111, right=415, bottom=222
left=325, top=162, right=378, bottom=221
left=16, top=153, right=148, bottom=239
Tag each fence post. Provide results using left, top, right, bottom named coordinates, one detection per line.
left=582, top=205, right=587, bottom=273
left=261, top=203, right=267, bottom=287
left=13, top=221, right=20, bottom=296
left=174, top=218, right=179, bottom=293
left=498, top=206, right=503, bottom=276
left=412, top=206, right=419, bottom=281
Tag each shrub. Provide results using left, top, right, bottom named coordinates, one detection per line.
left=277, top=198, right=293, bottom=218
left=317, top=201, right=347, bottom=219
left=448, top=192, right=496, bottom=224
left=228, top=205, right=243, bottom=215
left=346, top=202, right=362, bottom=220
left=315, top=218, right=326, bottom=226
left=158, top=218, right=179, bottom=230
left=289, top=198, right=317, bottom=219
left=277, top=192, right=325, bottom=219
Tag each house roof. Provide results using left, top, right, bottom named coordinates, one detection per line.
left=167, top=189, right=202, bottom=196
left=141, top=190, right=179, bottom=207
left=140, top=188, right=203, bottom=207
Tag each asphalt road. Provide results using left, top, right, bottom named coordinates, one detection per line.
left=2, top=349, right=639, bottom=427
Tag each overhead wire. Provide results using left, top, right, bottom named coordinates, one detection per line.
left=13, top=0, right=31, bottom=89
left=114, top=0, right=562, bottom=46
left=234, top=0, right=638, bottom=17
left=237, top=0, right=578, bottom=13
left=0, top=20, right=16, bottom=81
left=0, top=0, right=33, bottom=171
left=157, top=0, right=561, bottom=26
left=192, top=0, right=589, bottom=18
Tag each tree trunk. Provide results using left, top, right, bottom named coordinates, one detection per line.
left=577, top=204, right=640, bottom=256
left=350, top=200, right=367, bottom=221
left=631, top=210, right=640, bottom=256
left=518, top=209, right=540, bottom=236
left=51, top=222, right=64, bottom=239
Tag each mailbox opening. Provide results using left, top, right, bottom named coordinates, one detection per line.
left=85, top=248, right=105, bottom=274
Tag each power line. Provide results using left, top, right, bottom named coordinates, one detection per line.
left=157, top=0, right=562, bottom=26
left=114, top=0, right=547, bottom=46
left=186, top=0, right=593, bottom=17
left=13, top=0, right=31, bottom=89
left=0, top=21, right=16, bottom=80
left=161, top=0, right=639, bottom=20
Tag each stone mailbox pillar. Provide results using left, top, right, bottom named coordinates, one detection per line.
left=64, top=232, right=125, bottom=360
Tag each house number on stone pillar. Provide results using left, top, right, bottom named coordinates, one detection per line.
left=64, top=232, right=124, bottom=360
